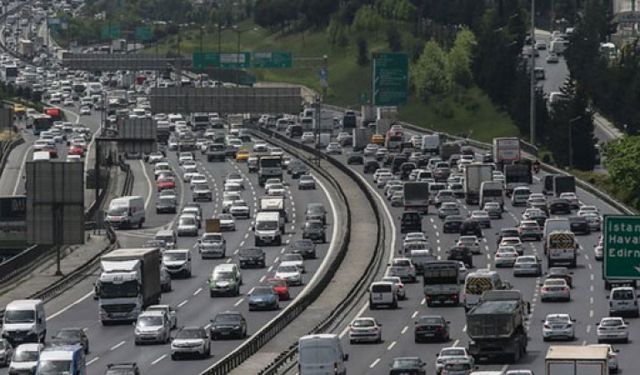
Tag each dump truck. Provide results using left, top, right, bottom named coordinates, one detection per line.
left=545, top=345, right=609, bottom=375
left=423, top=260, right=460, bottom=306
left=466, top=290, right=529, bottom=363
left=464, top=163, right=493, bottom=205
left=97, top=248, right=161, bottom=324
left=403, top=182, right=429, bottom=214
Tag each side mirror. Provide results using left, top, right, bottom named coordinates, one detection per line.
left=571, top=318, right=577, bottom=322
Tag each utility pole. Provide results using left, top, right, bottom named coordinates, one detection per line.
left=529, top=0, right=536, bottom=145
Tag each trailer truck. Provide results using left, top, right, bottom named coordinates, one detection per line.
left=464, top=163, right=493, bottom=205
left=97, top=248, right=161, bottom=324
left=403, top=182, right=429, bottom=214
left=352, top=128, right=371, bottom=151
left=545, top=345, right=609, bottom=375
left=492, top=137, right=521, bottom=169
left=258, top=155, right=283, bottom=186
left=466, top=290, right=529, bottom=363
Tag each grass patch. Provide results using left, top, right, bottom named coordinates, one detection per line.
left=145, top=21, right=518, bottom=141
left=569, top=169, right=639, bottom=211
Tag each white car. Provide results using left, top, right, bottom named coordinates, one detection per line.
left=176, top=214, right=199, bottom=237
left=170, top=326, right=210, bottom=360
left=388, top=258, right=417, bottom=283
left=222, top=192, right=242, bottom=212
left=225, top=173, right=245, bottom=188
left=146, top=304, right=178, bottom=329
left=542, top=313, right=575, bottom=341
left=266, top=183, right=286, bottom=196
left=381, top=276, right=406, bottom=300
left=373, top=168, right=391, bottom=183
left=499, top=237, right=524, bottom=255
left=436, top=347, right=474, bottom=374
left=348, top=317, right=382, bottom=344
left=495, top=246, right=519, bottom=267
left=9, top=343, right=42, bottom=374
left=588, top=344, right=619, bottom=373
left=281, top=253, right=305, bottom=273
left=597, top=317, right=629, bottom=343
left=274, top=262, right=303, bottom=286
left=190, top=174, right=207, bottom=186
left=404, top=232, right=427, bottom=243
left=229, top=200, right=250, bottom=219
left=583, top=212, right=602, bottom=231
left=79, top=106, right=91, bottom=115
left=559, top=192, right=579, bottom=208
left=457, top=236, right=481, bottom=255
left=540, top=279, right=571, bottom=302
left=253, top=143, right=268, bottom=152
left=301, top=132, right=315, bottom=144
left=578, top=205, right=599, bottom=215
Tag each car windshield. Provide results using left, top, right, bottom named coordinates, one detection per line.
left=392, top=358, right=421, bottom=368
left=54, top=330, right=80, bottom=339
left=257, top=221, right=278, bottom=230
left=547, top=315, right=570, bottom=323
left=441, top=348, right=466, bottom=357
left=219, top=214, right=233, bottom=221
left=36, top=360, right=71, bottom=374
left=4, top=309, right=35, bottom=323
left=253, top=287, right=274, bottom=296
left=353, top=319, right=375, bottom=327
left=13, top=349, right=38, bottom=362
left=278, top=265, right=298, bottom=273
left=138, top=316, right=163, bottom=327
left=176, top=329, right=202, bottom=339
left=179, top=217, right=196, bottom=226
left=164, top=252, right=187, bottom=261
left=305, top=222, right=323, bottom=229
left=203, top=235, right=222, bottom=242
left=215, top=314, right=241, bottom=323
left=108, top=205, right=128, bottom=216
left=601, top=319, right=623, bottom=327
left=418, top=317, right=443, bottom=325
left=214, top=272, right=235, bottom=280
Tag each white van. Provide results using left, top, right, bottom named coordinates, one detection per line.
left=369, top=281, right=398, bottom=309
left=105, top=196, right=145, bottom=229
left=154, top=229, right=177, bottom=249
left=298, top=334, right=348, bottom=375
left=2, top=300, right=46, bottom=345
left=544, top=217, right=571, bottom=239
left=609, top=287, right=639, bottom=317
left=463, top=269, right=505, bottom=310
left=254, top=211, right=282, bottom=246
left=421, top=134, right=441, bottom=155
left=511, top=186, right=531, bottom=206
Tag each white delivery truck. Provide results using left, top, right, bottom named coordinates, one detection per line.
left=545, top=345, right=609, bottom=375
left=104, top=196, right=145, bottom=229
left=421, top=134, right=441, bottom=155
left=254, top=211, right=282, bottom=246
left=464, top=163, right=493, bottom=205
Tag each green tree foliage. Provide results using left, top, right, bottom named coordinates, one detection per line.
left=392, top=0, right=417, bottom=22
left=352, top=5, right=384, bottom=34
left=387, top=25, right=403, bottom=52
left=254, top=0, right=299, bottom=29
left=603, top=136, right=640, bottom=206
left=446, top=28, right=476, bottom=87
left=299, top=0, right=340, bottom=28
left=412, top=40, right=449, bottom=102
left=547, top=79, right=597, bottom=170
left=356, top=36, right=369, bottom=66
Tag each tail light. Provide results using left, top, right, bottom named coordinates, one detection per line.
left=542, top=287, right=549, bottom=292
left=451, top=294, right=458, bottom=300
left=544, top=324, right=550, bottom=329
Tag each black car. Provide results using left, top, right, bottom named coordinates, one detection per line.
left=209, top=311, right=247, bottom=340
left=302, top=220, right=326, bottom=243
left=51, top=328, right=89, bottom=354
left=237, top=247, right=266, bottom=268
left=443, top=215, right=464, bottom=233
left=156, top=196, right=177, bottom=214
left=305, top=203, right=327, bottom=224
left=288, top=160, right=310, bottom=178
left=447, top=246, right=473, bottom=268
left=399, top=162, right=417, bottom=180
left=105, top=363, right=140, bottom=375
left=414, top=315, right=450, bottom=343
left=496, top=227, right=520, bottom=245
left=389, top=357, right=426, bottom=375
left=460, top=219, right=482, bottom=237
left=391, top=155, right=408, bottom=174
left=549, top=198, right=571, bottom=215
left=347, top=153, right=364, bottom=165
left=401, top=211, right=422, bottom=234
left=363, top=159, right=380, bottom=174
left=569, top=215, right=590, bottom=235
left=289, top=239, right=317, bottom=259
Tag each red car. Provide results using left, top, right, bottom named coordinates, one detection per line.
left=68, top=145, right=85, bottom=157
left=267, top=278, right=290, bottom=301
left=157, top=176, right=176, bottom=191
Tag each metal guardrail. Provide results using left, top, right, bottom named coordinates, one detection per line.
left=119, top=160, right=134, bottom=196
left=255, top=128, right=388, bottom=375
left=200, top=125, right=371, bottom=375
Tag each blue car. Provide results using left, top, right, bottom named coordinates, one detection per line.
left=248, top=286, right=279, bottom=311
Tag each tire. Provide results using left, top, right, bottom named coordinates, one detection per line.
left=171, top=354, right=176, bottom=360
left=210, top=291, right=214, bottom=298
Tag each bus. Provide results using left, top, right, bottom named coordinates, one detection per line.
left=385, top=124, right=404, bottom=151
left=30, top=114, right=52, bottom=135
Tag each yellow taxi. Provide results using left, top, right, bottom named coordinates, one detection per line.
left=371, top=134, right=384, bottom=145
left=235, top=149, right=250, bottom=162
left=13, top=103, right=26, bottom=118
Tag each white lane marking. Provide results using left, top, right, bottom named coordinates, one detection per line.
left=387, top=341, right=396, bottom=350
left=139, top=160, right=153, bottom=209
left=268, top=266, right=273, bottom=272
left=259, top=275, right=266, bottom=283
left=193, top=288, right=202, bottom=296
left=501, top=365, right=509, bottom=373
left=48, top=290, right=94, bottom=320
left=463, top=325, right=467, bottom=332
left=590, top=297, right=594, bottom=304
left=589, top=310, right=594, bottom=318
left=587, top=325, right=592, bottom=333
left=452, top=339, right=460, bottom=347
left=12, top=142, right=30, bottom=195
left=411, top=311, right=418, bottom=319
left=151, top=354, right=167, bottom=365
left=87, top=357, right=99, bottom=366
left=234, top=298, right=244, bottom=307
left=401, top=326, right=408, bottom=335
left=177, top=299, right=188, bottom=308
left=110, top=341, right=125, bottom=351
left=369, top=358, right=380, bottom=368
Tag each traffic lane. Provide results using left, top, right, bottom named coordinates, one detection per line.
left=76, top=152, right=333, bottom=371
left=0, top=126, right=32, bottom=196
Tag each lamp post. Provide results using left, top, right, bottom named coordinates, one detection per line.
left=530, top=0, right=536, bottom=145
left=231, top=26, right=257, bottom=85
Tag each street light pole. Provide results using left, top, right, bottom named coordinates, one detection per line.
left=530, top=0, right=536, bottom=145
left=236, top=29, right=240, bottom=85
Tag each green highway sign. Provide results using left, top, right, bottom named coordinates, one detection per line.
left=101, top=25, right=121, bottom=39
left=372, top=52, right=408, bottom=106
left=604, top=215, right=640, bottom=279
left=252, top=52, right=292, bottom=68
left=135, top=26, right=152, bottom=41
left=192, top=52, right=251, bottom=69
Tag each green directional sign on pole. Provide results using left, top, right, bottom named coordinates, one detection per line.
left=135, top=26, right=152, bottom=41
left=252, top=52, right=292, bottom=68
left=101, top=25, right=120, bottom=40
left=604, top=215, right=640, bottom=279
left=192, top=52, right=251, bottom=69
left=372, top=52, right=408, bottom=106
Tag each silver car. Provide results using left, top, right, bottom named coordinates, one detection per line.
left=134, top=311, right=171, bottom=345
left=483, top=202, right=502, bottom=219
left=198, top=233, right=226, bottom=259
left=438, top=202, right=460, bottom=219
left=540, top=279, right=571, bottom=302
left=494, top=246, right=519, bottom=267
left=176, top=215, right=199, bottom=237
left=0, top=339, right=12, bottom=367
left=513, top=255, right=542, bottom=277
left=597, top=317, right=629, bottom=343
left=170, top=326, right=210, bottom=359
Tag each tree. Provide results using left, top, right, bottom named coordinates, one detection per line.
left=387, top=25, right=402, bottom=52
left=412, top=40, right=449, bottom=102
left=446, top=28, right=476, bottom=87
left=603, top=136, right=640, bottom=206
left=356, top=36, right=369, bottom=66
left=352, top=5, right=384, bottom=34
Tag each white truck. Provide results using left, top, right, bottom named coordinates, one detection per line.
left=545, top=345, right=609, bottom=375
left=492, top=137, right=521, bottom=169
left=97, top=248, right=161, bottom=324
left=545, top=231, right=578, bottom=268
left=254, top=211, right=282, bottom=246
left=403, top=182, right=429, bottom=214
left=421, top=134, right=441, bottom=155
left=352, top=128, right=371, bottom=151
left=258, top=196, right=287, bottom=231
left=479, top=180, right=504, bottom=208
left=464, top=163, right=493, bottom=205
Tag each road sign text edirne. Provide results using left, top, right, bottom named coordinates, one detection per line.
left=604, top=215, right=640, bottom=279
